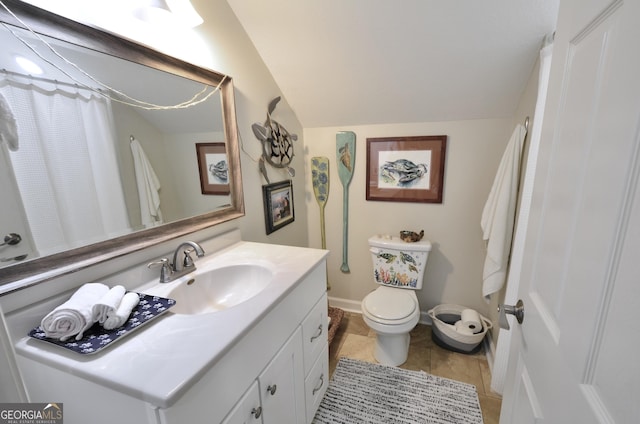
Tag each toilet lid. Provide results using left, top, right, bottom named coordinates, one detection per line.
left=363, top=288, right=417, bottom=321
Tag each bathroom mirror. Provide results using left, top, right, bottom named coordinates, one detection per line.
left=0, top=1, right=244, bottom=290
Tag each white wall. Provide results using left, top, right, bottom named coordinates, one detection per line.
left=304, top=119, right=513, bottom=317
left=169, top=0, right=309, bottom=248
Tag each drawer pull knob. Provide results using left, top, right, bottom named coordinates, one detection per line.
left=251, top=406, right=262, bottom=419
left=267, top=384, right=277, bottom=395
left=312, top=373, right=324, bottom=395
left=310, top=324, right=323, bottom=342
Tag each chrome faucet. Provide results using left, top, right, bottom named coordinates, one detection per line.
left=148, top=241, right=205, bottom=283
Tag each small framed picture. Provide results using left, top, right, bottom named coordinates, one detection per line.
left=366, top=135, right=447, bottom=203
left=196, top=143, right=230, bottom=195
left=263, top=180, right=295, bottom=234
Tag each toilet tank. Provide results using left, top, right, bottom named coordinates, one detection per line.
left=368, top=235, right=432, bottom=290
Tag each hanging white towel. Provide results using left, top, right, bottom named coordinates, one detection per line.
left=481, top=124, right=526, bottom=300
left=0, top=92, right=19, bottom=151
left=130, top=137, right=163, bottom=228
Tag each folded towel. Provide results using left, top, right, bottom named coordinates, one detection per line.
left=41, top=283, right=110, bottom=341
left=92, top=285, right=126, bottom=324
left=103, top=292, right=140, bottom=330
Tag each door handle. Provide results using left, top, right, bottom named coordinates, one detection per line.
left=497, top=299, right=524, bottom=330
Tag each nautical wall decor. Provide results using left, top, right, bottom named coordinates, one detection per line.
left=252, top=96, right=297, bottom=178
left=366, top=135, right=447, bottom=203
left=336, top=131, right=356, bottom=273
left=311, top=157, right=330, bottom=249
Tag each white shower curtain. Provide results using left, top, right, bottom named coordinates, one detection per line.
left=0, top=78, right=130, bottom=255
left=490, top=37, right=554, bottom=395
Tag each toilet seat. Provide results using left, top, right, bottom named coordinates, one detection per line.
left=362, top=287, right=417, bottom=324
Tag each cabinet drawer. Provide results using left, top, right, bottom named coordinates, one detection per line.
left=301, top=294, right=328, bottom=376
left=304, top=344, right=328, bottom=424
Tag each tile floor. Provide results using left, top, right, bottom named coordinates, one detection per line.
left=328, top=312, right=502, bottom=424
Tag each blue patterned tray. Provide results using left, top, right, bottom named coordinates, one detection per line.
left=28, top=293, right=175, bottom=355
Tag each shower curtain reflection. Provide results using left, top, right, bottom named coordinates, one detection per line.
left=0, top=77, right=130, bottom=256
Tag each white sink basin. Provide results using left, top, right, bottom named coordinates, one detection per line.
left=168, top=264, right=274, bottom=315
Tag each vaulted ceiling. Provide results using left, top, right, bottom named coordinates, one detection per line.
left=227, top=0, right=560, bottom=128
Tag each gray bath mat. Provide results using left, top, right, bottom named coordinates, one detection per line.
left=313, top=357, right=483, bottom=424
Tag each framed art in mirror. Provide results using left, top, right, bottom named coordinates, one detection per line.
left=263, top=180, right=294, bottom=234
left=196, top=143, right=230, bottom=195
left=366, top=135, right=447, bottom=203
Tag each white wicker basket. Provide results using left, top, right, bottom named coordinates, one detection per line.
left=427, top=304, right=492, bottom=353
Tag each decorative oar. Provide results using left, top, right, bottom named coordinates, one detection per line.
left=311, top=157, right=331, bottom=290
left=336, top=131, right=356, bottom=273
left=311, top=157, right=330, bottom=249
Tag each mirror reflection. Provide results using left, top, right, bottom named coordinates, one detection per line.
left=0, top=2, right=243, bottom=285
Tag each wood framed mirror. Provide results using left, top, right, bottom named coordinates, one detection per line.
left=0, top=0, right=244, bottom=291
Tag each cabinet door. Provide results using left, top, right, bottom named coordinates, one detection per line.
left=259, top=327, right=305, bottom=424
left=221, top=381, right=263, bottom=424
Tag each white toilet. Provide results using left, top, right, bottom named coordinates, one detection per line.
left=361, top=234, right=432, bottom=366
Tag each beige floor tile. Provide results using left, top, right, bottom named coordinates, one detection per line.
left=341, top=312, right=370, bottom=336
left=336, top=333, right=377, bottom=363
left=479, top=357, right=502, bottom=399
left=409, top=323, right=433, bottom=349
left=327, top=310, right=502, bottom=423
left=400, top=343, right=431, bottom=373
left=430, top=345, right=485, bottom=394
left=478, top=394, right=502, bottom=424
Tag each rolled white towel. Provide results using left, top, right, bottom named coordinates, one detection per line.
left=103, top=292, right=140, bottom=330
left=41, top=283, right=110, bottom=341
left=92, top=285, right=126, bottom=324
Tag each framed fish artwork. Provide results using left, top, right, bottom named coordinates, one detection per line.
left=196, top=142, right=230, bottom=195
left=366, top=135, right=447, bottom=203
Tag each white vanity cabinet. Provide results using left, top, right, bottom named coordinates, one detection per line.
left=158, top=262, right=328, bottom=424
left=220, top=381, right=262, bottom=424
left=300, top=294, right=329, bottom=423
left=222, top=328, right=304, bottom=424
left=221, top=293, right=329, bottom=424
left=12, top=242, right=329, bottom=424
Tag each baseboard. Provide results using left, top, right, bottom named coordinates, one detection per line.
left=484, top=330, right=496, bottom=374
left=327, top=296, right=361, bottom=314
left=328, top=295, right=433, bottom=325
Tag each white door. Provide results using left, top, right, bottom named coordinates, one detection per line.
left=501, top=0, right=640, bottom=422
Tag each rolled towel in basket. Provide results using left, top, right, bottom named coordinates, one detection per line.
left=103, top=292, right=140, bottom=330
left=92, top=285, right=126, bottom=324
left=41, top=283, right=110, bottom=341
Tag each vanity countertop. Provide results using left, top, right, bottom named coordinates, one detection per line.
left=14, top=241, right=328, bottom=408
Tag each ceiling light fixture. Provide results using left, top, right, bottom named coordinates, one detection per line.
left=15, top=55, right=43, bottom=75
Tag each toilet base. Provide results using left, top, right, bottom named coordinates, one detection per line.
left=373, top=332, right=410, bottom=366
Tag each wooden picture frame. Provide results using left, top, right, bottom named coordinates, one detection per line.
left=262, top=180, right=295, bottom=234
left=196, top=143, right=230, bottom=195
left=366, top=135, right=447, bottom=203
